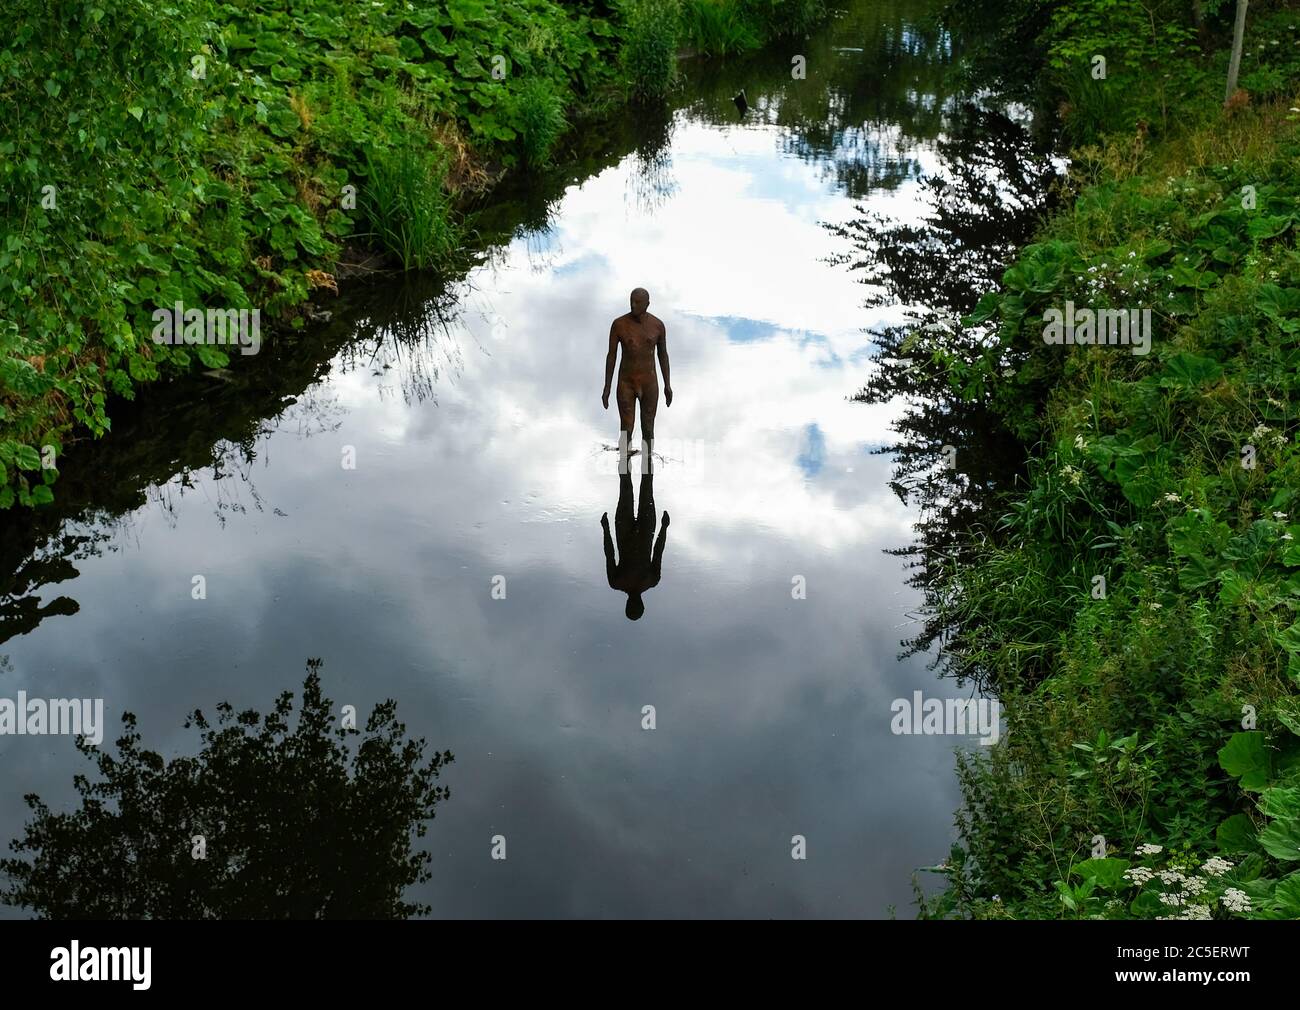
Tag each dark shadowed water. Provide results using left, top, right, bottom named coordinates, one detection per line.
left=0, top=0, right=1052, bottom=917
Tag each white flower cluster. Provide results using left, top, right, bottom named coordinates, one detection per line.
left=1221, top=887, right=1251, bottom=913
left=1123, top=866, right=1155, bottom=885
left=1136, top=843, right=1164, bottom=855
left=1159, top=904, right=1212, bottom=921
left=1201, top=856, right=1233, bottom=877
left=1250, top=423, right=1288, bottom=449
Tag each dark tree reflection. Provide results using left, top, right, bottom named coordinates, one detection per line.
left=826, top=97, right=1062, bottom=687
left=1, top=659, right=453, bottom=919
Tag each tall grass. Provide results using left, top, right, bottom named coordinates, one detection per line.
left=737, top=0, right=828, bottom=39
left=679, top=0, right=760, bottom=56
left=620, top=0, right=681, bottom=102
left=513, top=77, right=569, bottom=168
left=1054, top=63, right=1128, bottom=146
left=360, top=141, right=460, bottom=270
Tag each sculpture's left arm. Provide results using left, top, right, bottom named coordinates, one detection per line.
left=657, top=322, right=672, bottom=406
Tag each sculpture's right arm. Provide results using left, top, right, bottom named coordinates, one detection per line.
left=602, top=321, right=618, bottom=404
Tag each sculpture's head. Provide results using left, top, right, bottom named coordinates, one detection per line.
left=630, top=287, right=649, bottom=319
left=625, top=593, right=645, bottom=621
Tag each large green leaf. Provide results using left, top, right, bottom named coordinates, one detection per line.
left=1075, top=857, right=1130, bottom=890
left=1167, top=510, right=1229, bottom=558
left=1218, top=731, right=1270, bottom=791
left=1258, top=818, right=1300, bottom=861
left=1278, top=619, right=1300, bottom=656
left=1158, top=352, right=1222, bottom=388
left=1216, top=813, right=1258, bottom=853
left=1277, top=699, right=1300, bottom=738
left=13, top=444, right=42, bottom=470
left=1256, top=284, right=1300, bottom=319
left=1260, top=786, right=1300, bottom=820
left=1246, top=215, right=1293, bottom=240
left=1273, top=872, right=1300, bottom=916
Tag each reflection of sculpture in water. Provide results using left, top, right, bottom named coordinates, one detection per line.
left=601, top=473, right=669, bottom=621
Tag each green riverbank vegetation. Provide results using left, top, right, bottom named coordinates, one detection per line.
left=907, top=0, right=1300, bottom=919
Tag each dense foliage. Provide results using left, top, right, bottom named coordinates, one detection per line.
left=909, top=0, right=1300, bottom=919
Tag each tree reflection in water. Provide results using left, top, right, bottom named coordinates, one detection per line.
left=1, top=659, right=453, bottom=919
left=827, top=99, right=1062, bottom=689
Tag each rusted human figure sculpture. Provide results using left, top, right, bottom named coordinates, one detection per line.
left=602, top=287, right=672, bottom=472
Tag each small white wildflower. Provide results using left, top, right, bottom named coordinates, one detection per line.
left=1274, top=434, right=1287, bottom=448
left=1062, top=465, right=1082, bottom=487
left=1180, top=904, right=1212, bottom=920
left=1221, top=887, right=1251, bottom=913
left=1149, top=602, right=1163, bottom=610
left=1284, top=533, right=1294, bottom=541
left=1274, top=511, right=1288, bottom=520
left=1161, top=493, right=1182, bottom=504
left=1136, top=843, right=1164, bottom=856
left=1124, top=866, right=1156, bottom=885
left=1159, top=892, right=1186, bottom=907
left=1252, top=423, right=1272, bottom=440
left=1157, top=869, right=1186, bottom=885
left=1181, top=876, right=1207, bottom=896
